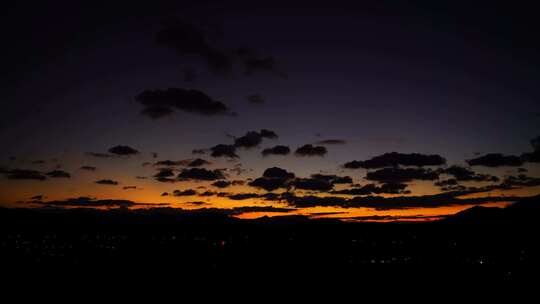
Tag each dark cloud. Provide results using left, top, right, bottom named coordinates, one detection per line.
left=227, top=206, right=294, bottom=215
left=262, top=145, right=291, bottom=156
left=263, top=167, right=295, bottom=179
left=32, top=160, right=46, bottom=165
left=283, top=194, right=348, bottom=208
left=86, top=152, right=115, bottom=158
left=315, top=139, right=347, bottom=145
left=522, top=150, right=540, bottom=163
left=467, top=153, right=523, bottom=167
left=186, top=201, right=208, bottom=206
left=249, top=167, right=295, bottom=191
left=31, top=195, right=44, bottom=200
left=3, top=169, right=47, bottom=181
left=365, top=167, right=439, bottom=183
left=332, top=183, right=409, bottom=195
left=247, top=94, right=265, bottom=104
left=531, top=136, right=540, bottom=151
left=212, top=180, right=231, bottom=188
left=281, top=191, right=521, bottom=210
left=161, top=192, right=169, bottom=196
left=154, top=168, right=175, bottom=179
left=441, top=165, right=499, bottom=182
left=80, top=166, right=97, bottom=171
left=46, top=170, right=71, bottom=178
left=154, top=160, right=185, bottom=167
left=231, top=180, right=245, bottom=186
left=95, top=179, right=119, bottom=185
left=28, top=197, right=163, bottom=208
left=343, top=152, right=446, bottom=169
left=259, top=129, right=278, bottom=139
left=345, top=192, right=520, bottom=210
left=153, top=158, right=210, bottom=167
left=136, top=88, right=231, bottom=118
left=293, top=178, right=333, bottom=192
left=156, top=177, right=176, bottom=183
left=210, top=144, right=238, bottom=158
left=310, top=174, right=353, bottom=184
left=501, top=174, right=540, bottom=188
left=123, top=186, right=137, bottom=190
left=178, top=168, right=225, bottom=181
left=192, top=149, right=206, bottom=155
left=234, top=129, right=278, bottom=149
left=234, top=131, right=263, bottom=148
left=198, top=191, right=217, bottom=197
left=188, top=158, right=211, bottom=167
left=229, top=164, right=250, bottom=176
left=249, top=178, right=287, bottom=191
left=173, top=189, right=197, bottom=196
left=434, top=179, right=462, bottom=190
left=141, top=106, right=174, bottom=119
left=295, top=144, right=327, bottom=157
left=156, top=19, right=232, bottom=74
left=226, top=193, right=261, bottom=200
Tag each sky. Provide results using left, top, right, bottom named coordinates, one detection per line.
left=1, top=0, right=540, bottom=221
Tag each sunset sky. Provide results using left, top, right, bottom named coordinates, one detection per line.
left=1, top=1, right=540, bottom=221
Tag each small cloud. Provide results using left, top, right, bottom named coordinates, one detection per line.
left=310, top=174, right=353, bottom=184
left=4, top=169, right=47, bottom=181
left=234, top=129, right=278, bottom=149
left=188, top=158, right=211, bottom=167
left=136, top=88, right=232, bottom=118
left=293, top=178, right=333, bottom=191
left=262, top=145, right=291, bottom=156
left=46, top=170, right=71, bottom=178
left=108, top=145, right=139, bottom=156
left=211, top=180, right=231, bottom=188
left=178, top=168, right=225, bottom=181
left=86, top=152, right=115, bottom=158
left=186, top=201, right=208, bottom=206
left=295, top=144, right=327, bottom=157
left=173, top=189, right=197, bottom=196
left=248, top=167, right=295, bottom=191
left=95, top=179, right=119, bottom=185
left=210, top=144, right=238, bottom=158
left=467, top=153, right=523, bottom=167
left=343, top=152, right=446, bottom=169
left=365, top=168, right=439, bottom=183
left=80, top=166, right=97, bottom=171
left=154, top=168, right=175, bottom=179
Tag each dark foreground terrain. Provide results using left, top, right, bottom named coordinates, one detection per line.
left=1, top=196, right=539, bottom=281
